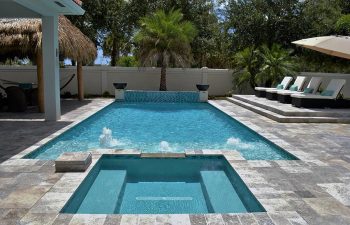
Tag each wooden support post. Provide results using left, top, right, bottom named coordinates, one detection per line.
left=36, top=51, right=44, bottom=113
left=77, top=61, right=84, bottom=101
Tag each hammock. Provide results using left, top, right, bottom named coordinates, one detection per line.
left=0, top=73, right=76, bottom=91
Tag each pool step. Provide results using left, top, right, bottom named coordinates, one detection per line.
left=118, top=182, right=209, bottom=214
left=200, top=171, right=247, bottom=213
left=77, top=170, right=127, bottom=214
left=226, top=97, right=350, bottom=123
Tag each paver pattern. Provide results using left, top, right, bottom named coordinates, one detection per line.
left=0, top=99, right=350, bottom=225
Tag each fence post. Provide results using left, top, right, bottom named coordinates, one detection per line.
left=201, top=67, right=208, bottom=84
left=101, top=70, right=107, bottom=95
left=199, top=67, right=209, bottom=102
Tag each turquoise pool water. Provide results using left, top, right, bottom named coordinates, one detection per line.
left=61, top=155, right=265, bottom=214
left=26, top=102, right=296, bottom=160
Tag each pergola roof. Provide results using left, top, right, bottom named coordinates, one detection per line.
left=0, top=16, right=96, bottom=64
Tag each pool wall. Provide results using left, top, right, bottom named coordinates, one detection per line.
left=61, top=155, right=265, bottom=214
left=207, top=102, right=298, bottom=160
left=124, top=90, right=200, bottom=102
left=23, top=101, right=298, bottom=160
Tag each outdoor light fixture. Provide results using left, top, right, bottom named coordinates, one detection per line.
left=54, top=1, right=65, bottom=7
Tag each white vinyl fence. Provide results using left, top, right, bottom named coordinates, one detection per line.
left=0, top=66, right=349, bottom=97
left=0, top=66, right=233, bottom=96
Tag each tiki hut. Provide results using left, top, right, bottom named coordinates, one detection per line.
left=0, top=16, right=96, bottom=112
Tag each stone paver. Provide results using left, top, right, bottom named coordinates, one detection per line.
left=0, top=99, right=350, bottom=225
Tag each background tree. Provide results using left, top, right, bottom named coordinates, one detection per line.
left=66, top=0, right=349, bottom=72
left=232, top=47, right=261, bottom=91
left=302, top=0, right=342, bottom=37
left=225, top=0, right=304, bottom=50
left=134, top=9, right=197, bottom=91
left=335, top=15, right=350, bottom=35
left=117, top=56, right=138, bottom=67
left=256, top=44, right=297, bottom=87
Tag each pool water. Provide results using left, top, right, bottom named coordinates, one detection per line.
left=26, top=102, right=296, bottom=160
left=61, top=155, right=265, bottom=214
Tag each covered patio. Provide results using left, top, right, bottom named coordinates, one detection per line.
left=0, top=0, right=85, bottom=121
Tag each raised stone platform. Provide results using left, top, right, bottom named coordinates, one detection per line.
left=228, top=95, right=350, bottom=123
left=55, top=152, right=92, bottom=172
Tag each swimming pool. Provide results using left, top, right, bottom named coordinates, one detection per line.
left=61, top=155, right=265, bottom=214
left=25, top=102, right=296, bottom=160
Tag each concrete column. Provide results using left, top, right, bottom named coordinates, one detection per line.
left=115, top=89, right=125, bottom=101
left=42, top=15, right=61, bottom=121
left=200, top=67, right=209, bottom=102
left=36, top=51, right=44, bottom=113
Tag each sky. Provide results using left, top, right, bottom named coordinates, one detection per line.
left=64, top=46, right=111, bottom=65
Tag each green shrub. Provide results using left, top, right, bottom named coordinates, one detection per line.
left=335, top=14, right=350, bottom=35
left=102, top=91, right=111, bottom=97
left=117, top=56, right=138, bottom=67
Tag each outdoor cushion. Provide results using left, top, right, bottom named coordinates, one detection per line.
left=289, top=85, right=298, bottom=91
left=276, top=84, right=284, bottom=89
left=305, top=77, right=322, bottom=94
left=303, top=88, right=314, bottom=94
left=291, top=76, right=307, bottom=91
left=321, top=90, right=334, bottom=96
left=255, top=76, right=293, bottom=91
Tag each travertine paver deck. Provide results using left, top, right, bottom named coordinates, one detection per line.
left=231, top=95, right=350, bottom=116
left=0, top=99, right=113, bottom=162
left=0, top=99, right=350, bottom=225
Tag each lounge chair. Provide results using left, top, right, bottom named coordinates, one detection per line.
left=277, top=77, right=320, bottom=104
left=291, top=79, right=347, bottom=108
left=266, top=76, right=305, bottom=100
left=255, top=76, right=293, bottom=97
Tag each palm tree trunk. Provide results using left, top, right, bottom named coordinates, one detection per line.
left=110, top=35, right=118, bottom=67
left=77, top=61, right=84, bottom=101
left=160, top=65, right=167, bottom=91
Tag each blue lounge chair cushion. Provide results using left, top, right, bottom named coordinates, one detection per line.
left=321, top=90, right=334, bottom=96
left=276, top=84, right=284, bottom=89
left=303, top=88, right=314, bottom=94
left=289, top=85, right=298, bottom=91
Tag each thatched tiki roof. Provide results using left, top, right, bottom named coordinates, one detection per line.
left=0, top=16, right=96, bottom=112
left=0, top=16, right=96, bottom=64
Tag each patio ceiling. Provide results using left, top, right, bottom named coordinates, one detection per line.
left=0, top=0, right=84, bottom=18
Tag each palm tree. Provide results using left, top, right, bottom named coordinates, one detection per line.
left=256, top=44, right=297, bottom=87
left=134, top=9, right=197, bottom=91
left=232, top=46, right=261, bottom=91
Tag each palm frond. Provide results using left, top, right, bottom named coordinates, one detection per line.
left=134, top=9, right=197, bottom=68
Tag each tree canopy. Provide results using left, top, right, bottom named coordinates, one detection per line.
left=3, top=0, right=350, bottom=73
left=134, top=9, right=197, bottom=91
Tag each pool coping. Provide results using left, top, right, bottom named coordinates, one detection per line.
left=14, top=100, right=303, bottom=162
left=9, top=100, right=115, bottom=160
left=14, top=150, right=304, bottom=224
left=0, top=99, right=324, bottom=224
